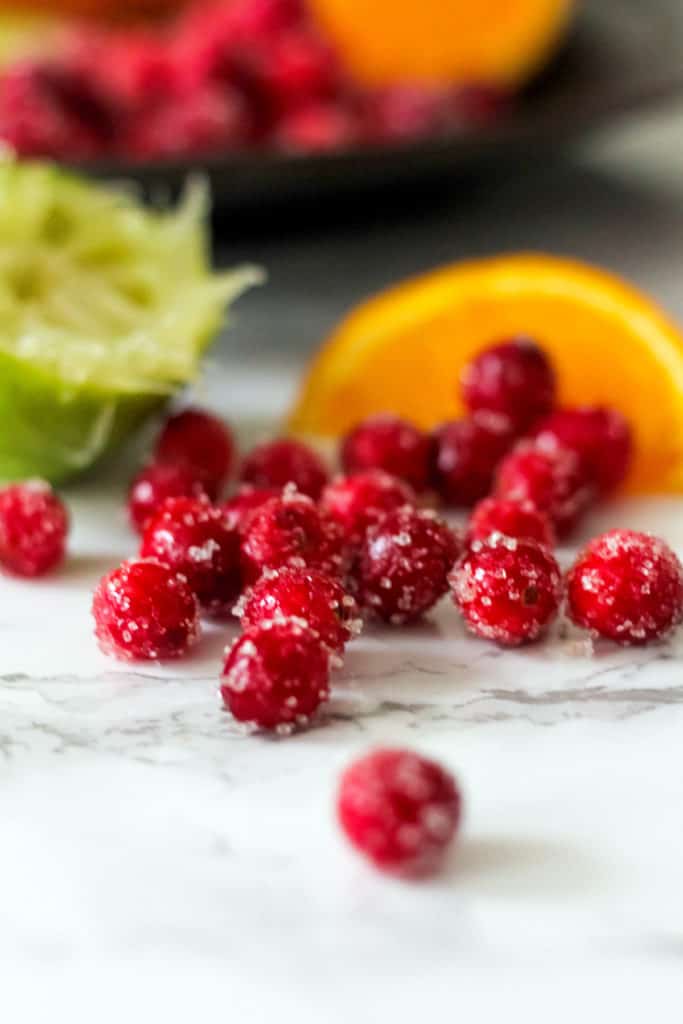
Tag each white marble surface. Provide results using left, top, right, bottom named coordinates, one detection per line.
left=3, top=365, right=683, bottom=1022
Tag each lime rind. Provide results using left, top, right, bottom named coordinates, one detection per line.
left=0, top=160, right=262, bottom=482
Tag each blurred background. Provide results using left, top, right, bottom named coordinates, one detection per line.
left=0, top=0, right=682, bottom=378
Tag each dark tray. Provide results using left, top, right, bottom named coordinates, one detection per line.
left=77, top=0, right=683, bottom=210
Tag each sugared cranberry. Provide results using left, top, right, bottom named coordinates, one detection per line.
left=461, top=338, right=556, bottom=432
left=337, top=748, right=462, bottom=877
left=0, top=481, right=69, bottom=577
left=240, top=439, right=328, bottom=500
left=567, top=529, right=683, bottom=645
left=430, top=412, right=516, bottom=507
left=448, top=83, right=512, bottom=126
left=238, top=565, right=361, bottom=653
left=223, top=0, right=305, bottom=40
left=222, top=485, right=281, bottom=533
left=92, top=558, right=200, bottom=661
left=241, top=487, right=346, bottom=584
left=533, top=406, right=633, bottom=494
left=468, top=497, right=555, bottom=548
left=355, top=506, right=460, bottom=624
left=128, top=462, right=212, bottom=534
left=140, top=496, right=241, bottom=618
left=155, top=408, right=235, bottom=495
left=450, top=534, right=562, bottom=647
left=320, top=469, right=416, bottom=545
left=495, top=441, right=593, bottom=539
left=221, top=617, right=330, bottom=731
left=276, top=102, right=360, bottom=150
left=341, top=415, right=431, bottom=492
left=253, top=31, right=339, bottom=114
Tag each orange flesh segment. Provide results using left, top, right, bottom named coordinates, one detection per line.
left=308, top=0, right=575, bottom=86
left=288, top=254, right=683, bottom=494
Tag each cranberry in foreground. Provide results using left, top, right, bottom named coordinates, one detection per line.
left=338, top=748, right=462, bottom=877
left=320, top=469, right=416, bottom=545
left=430, top=412, right=516, bottom=507
left=461, top=338, right=556, bottom=433
left=128, top=461, right=212, bottom=534
left=468, top=497, right=555, bottom=548
left=140, top=496, right=242, bottom=618
left=240, top=438, right=329, bottom=500
left=155, top=408, right=235, bottom=492
left=355, top=506, right=460, bottom=624
left=222, top=485, right=281, bottom=533
left=566, top=529, right=683, bottom=646
left=495, top=441, right=593, bottom=539
left=533, top=406, right=634, bottom=494
left=221, top=617, right=331, bottom=731
left=0, top=480, right=69, bottom=577
left=239, top=565, right=361, bottom=654
left=450, top=534, right=563, bottom=647
left=341, top=414, right=431, bottom=493
left=92, top=559, right=200, bottom=661
left=240, top=486, right=346, bottom=584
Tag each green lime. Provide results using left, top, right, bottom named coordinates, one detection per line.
left=0, top=160, right=261, bottom=483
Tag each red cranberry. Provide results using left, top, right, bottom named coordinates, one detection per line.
left=468, top=497, right=555, bottom=548
left=155, top=408, right=235, bottom=495
left=126, top=84, right=250, bottom=158
left=241, top=487, right=346, bottom=584
left=0, top=481, right=69, bottom=577
left=320, top=469, right=416, bottom=545
left=447, top=83, right=512, bottom=126
left=253, top=31, right=339, bottom=113
left=240, top=439, right=328, bottom=500
left=128, top=462, right=212, bottom=535
left=363, top=85, right=449, bottom=142
left=223, top=0, right=305, bottom=40
left=430, top=412, right=516, bottom=507
left=92, top=558, right=200, bottom=661
left=533, top=406, right=633, bottom=494
left=450, top=534, right=562, bottom=647
left=355, top=506, right=460, bottom=624
left=495, top=441, right=593, bottom=539
left=222, top=486, right=281, bottom=534
left=238, top=565, right=361, bottom=654
left=221, top=617, right=330, bottom=731
left=140, top=496, right=241, bottom=618
left=276, top=102, right=360, bottom=150
left=567, top=529, right=683, bottom=645
left=338, top=748, right=462, bottom=877
left=341, top=414, right=431, bottom=492
left=461, top=338, right=556, bottom=432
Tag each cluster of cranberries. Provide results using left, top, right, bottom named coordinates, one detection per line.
left=0, top=0, right=509, bottom=163
left=7, top=337, right=683, bottom=877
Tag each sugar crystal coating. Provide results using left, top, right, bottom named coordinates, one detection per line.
left=495, top=441, right=593, bottom=539
left=222, top=485, right=281, bottom=534
left=320, top=469, right=416, bottom=545
left=128, top=461, right=212, bottom=534
left=240, top=485, right=347, bottom=584
left=337, top=748, right=462, bottom=877
left=92, top=558, right=200, bottom=661
left=0, top=480, right=69, bottom=577
left=566, top=529, right=683, bottom=645
left=238, top=565, right=362, bottom=653
left=355, top=505, right=461, bottom=624
left=468, top=496, right=555, bottom=548
left=450, top=532, right=563, bottom=646
left=140, top=495, right=242, bottom=618
left=221, top=616, right=331, bottom=731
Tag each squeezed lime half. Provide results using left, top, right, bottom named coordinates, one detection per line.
left=0, top=160, right=261, bottom=483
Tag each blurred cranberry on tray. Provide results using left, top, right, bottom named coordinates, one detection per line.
left=320, top=469, right=416, bottom=546
left=125, top=84, right=251, bottom=159
left=341, top=414, right=431, bottom=492
left=461, top=338, right=556, bottom=433
left=430, top=412, right=516, bottom=507
left=495, top=441, right=593, bottom=539
left=128, top=462, right=213, bottom=535
left=363, top=85, right=450, bottom=143
left=533, top=406, right=634, bottom=494
left=222, top=486, right=282, bottom=534
left=276, top=102, right=360, bottom=151
left=155, top=408, right=235, bottom=496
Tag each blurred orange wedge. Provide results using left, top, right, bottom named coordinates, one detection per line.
left=289, top=254, right=683, bottom=493
left=308, top=0, right=575, bottom=87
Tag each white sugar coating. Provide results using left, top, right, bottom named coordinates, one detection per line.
left=187, top=539, right=221, bottom=563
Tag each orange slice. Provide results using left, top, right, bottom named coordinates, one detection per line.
left=308, top=0, right=575, bottom=87
left=289, top=254, right=683, bottom=493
